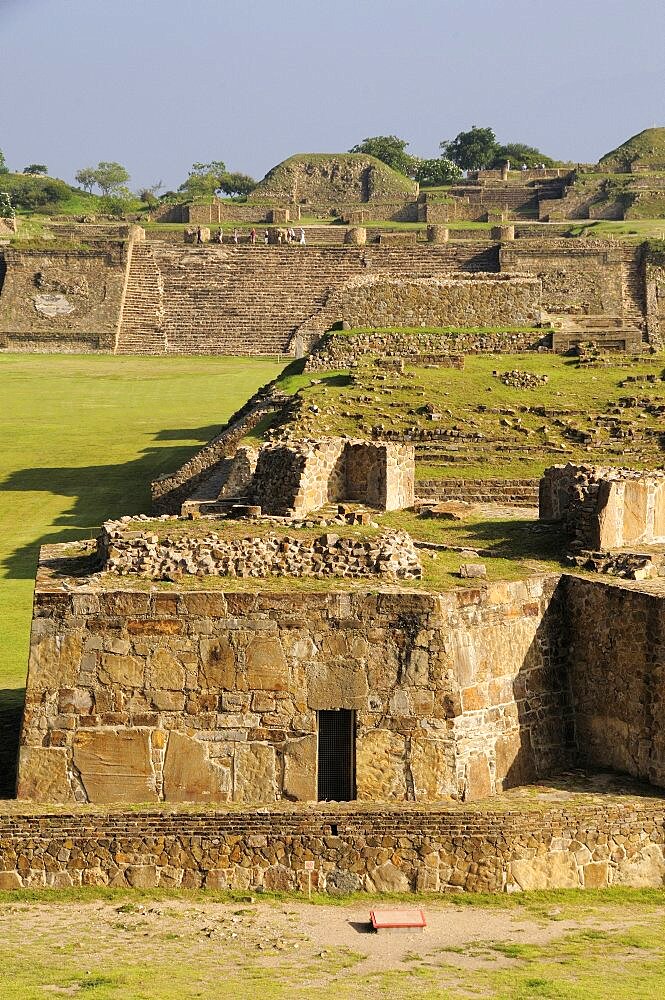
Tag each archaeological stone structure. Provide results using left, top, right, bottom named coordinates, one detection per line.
left=540, top=464, right=665, bottom=550
left=1, top=226, right=663, bottom=355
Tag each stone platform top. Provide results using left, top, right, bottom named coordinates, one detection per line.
left=0, top=770, right=662, bottom=817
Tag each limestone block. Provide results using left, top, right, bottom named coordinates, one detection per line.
left=356, top=730, right=406, bottom=800
left=622, top=480, right=649, bottom=544
left=72, top=730, right=157, bottom=803
left=583, top=861, right=609, bottom=888
left=163, top=731, right=230, bottom=803
left=0, top=872, right=22, bottom=889
left=307, top=660, right=368, bottom=710
left=410, top=736, right=455, bottom=800
left=98, top=652, right=144, bottom=687
left=495, top=730, right=536, bottom=788
left=283, top=735, right=317, bottom=801
left=509, top=852, right=580, bottom=891
left=126, top=866, right=158, bottom=888
left=181, top=593, right=228, bottom=617
left=16, top=747, right=73, bottom=802
left=149, top=649, right=185, bottom=690
left=245, top=637, right=289, bottom=691
left=463, top=754, right=492, bottom=801
left=365, top=861, right=410, bottom=892
left=27, top=634, right=82, bottom=692
left=233, top=743, right=277, bottom=802
left=611, top=844, right=665, bottom=887
left=654, top=484, right=665, bottom=540
left=199, top=637, right=236, bottom=689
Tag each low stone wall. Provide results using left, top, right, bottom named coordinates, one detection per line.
left=417, top=478, right=539, bottom=505
left=304, top=328, right=549, bottom=371
left=540, top=463, right=665, bottom=549
left=303, top=273, right=542, bottom=338
left=0, top=800, right=663, bottom=892
left=98, top=523, right=422, bottom=581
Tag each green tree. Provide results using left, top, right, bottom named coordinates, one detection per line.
left=440, top=126, right=499, bottom=170
left=349, top=135, right=414, bottom=176
left=74, top=161, right=130, bottom=195
left=74, top=167, right=97, bottom=192
left=218, top=171, right=256, bottom=196
left=178, top=161, right=227, bottom=199
left=23, top=164, right=48, bottom=175
left=0, top=149, right=8, bottom=174
left=491, top=142, right=556, bottom=168
left=413, top=157, right=462, bottom=186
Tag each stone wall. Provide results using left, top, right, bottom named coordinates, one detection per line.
left=500, top=240, right=629, bottom=318
left=301, top=273, right=542, bottom=340
left=0, top=800, right=663, bottom=892
left=98, top=522, right=422, bottom=581
left=18, top=564, right=572, bottom=806
left=0, top=242, right=131, bottom=352
left=251, top=438, right=415, bottom=516
left=540, top=463, right=665, bottom=549
left=565, top=576, right=665, bottom=787
left=304, top=328, right=548, bottom=371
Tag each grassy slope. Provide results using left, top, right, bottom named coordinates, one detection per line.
left=268, top=348, right=665, bottom=480
left=0, top=355, right=284, bottom=692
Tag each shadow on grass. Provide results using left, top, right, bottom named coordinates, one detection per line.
left=0, top=426, right=221, bottom=581
left=418, top=514, right=568, bottom=565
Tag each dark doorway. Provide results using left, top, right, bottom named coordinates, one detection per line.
left=317, top=710, right=355, bottom=801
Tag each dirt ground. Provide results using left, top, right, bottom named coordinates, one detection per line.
left=1, top=892, right=664, bottom=999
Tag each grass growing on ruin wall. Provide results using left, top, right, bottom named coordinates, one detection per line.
left=0, top=355, right=285, bottom=694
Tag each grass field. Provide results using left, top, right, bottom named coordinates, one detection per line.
left=0, top=886, right=664, bottom=999
left=0, top=355, right=284, bottom=694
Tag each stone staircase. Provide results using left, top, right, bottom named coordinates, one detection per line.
left=116, top=243, right=166, bottom=354
left=416, top=478, right=539, bottom=505
left=118, top=241, right=499, bottom=356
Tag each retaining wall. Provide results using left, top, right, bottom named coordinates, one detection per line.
left=0, top=801, right=663, bottom=892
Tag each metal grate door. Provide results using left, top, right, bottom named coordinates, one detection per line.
left=317, top=710, right=355, bottom=801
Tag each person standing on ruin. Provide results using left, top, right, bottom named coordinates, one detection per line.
left=250, top=227, right=257, bottom=245
left=233, top=228, right=239, bottom=245
left=196, top=226, right=203, bottom=245
left=216, top=228, right=224, bottom=243
left=299, top=227, right=306, bottom=246
left=264, top=229, right=269, bottom=244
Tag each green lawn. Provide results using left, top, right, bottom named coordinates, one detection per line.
left=0, top=355, right=284, bottom=693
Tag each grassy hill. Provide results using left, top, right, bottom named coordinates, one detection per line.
left=599, top=127, right=665, bottom=172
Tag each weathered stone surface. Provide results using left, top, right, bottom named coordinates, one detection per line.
left=283, top=735, right=317, bottom=801
left=200, top=637, right=236, bottom=689
left=307, top=660, right=368, bottom=710
left=149, top=649, right=185, bottom=690
left=365, top=861, right=411, bottom=893
left=163, top=731, right=230, bottom=803
left=510, top=852, right=579, bottom=891
left=612, top=844, right=665, bottom=887
left=245, top=637, right=288, bottom=691
left=28, top=634, right=82, bottom=691
left=356, top=730, right=406, bottom=800
left=410, top=736, right=455, bottom=801
left=464, top=755, right=492, bottom=801
left=16, top=748, right=72, bottom=802
left=233, top=743, right=276, bottom=802
left=583, top=861, right=609, bottom=888
left=98, top=653, right=144, bottom=687
left=72, top=730, right=157, bottom=803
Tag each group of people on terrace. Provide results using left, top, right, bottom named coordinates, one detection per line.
left=200, top=226, right=306, bottom=246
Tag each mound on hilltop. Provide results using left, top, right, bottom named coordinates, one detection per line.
left=248, top=152, right=418, bottom=205
left=599, top=127, right=665, bottom=173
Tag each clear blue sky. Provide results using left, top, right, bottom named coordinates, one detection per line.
left=1, top=0, right=664, bottom=191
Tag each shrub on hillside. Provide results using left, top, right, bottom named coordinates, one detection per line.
left=0, top=173, right=71, bottom=211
